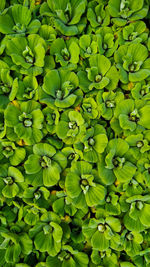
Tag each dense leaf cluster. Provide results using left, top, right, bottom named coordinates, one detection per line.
left=1, top=0, right=150, bottom=266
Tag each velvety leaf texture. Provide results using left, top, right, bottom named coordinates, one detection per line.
left=1, top=0, right=150, bottom=266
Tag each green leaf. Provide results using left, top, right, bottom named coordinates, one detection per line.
left=56, top=121, right=69, bottom=140
left=106, top=217, right=121, bottom=232
left=106, top=66, right=119, bottom=90
left=9, top=147, right=26, bottom=166
left=0, top=0, right=5, bottom=12
left=55, top=94, right=77, bottom=108
left=43, top=162, right=61, bottom=187
left=21, top=100, right=40, bottom=113
left=129, top=69, right=150, bottom=82
left=24, top=212, right=38, bottom=226
left=12, top=54, right=31, bottom=69
left=43, top=70, right=60, bottom=96
left=115, top=99, right=134, bottom=117
left=114, top=161, right=136, bottom=182
left=28, top=19, right=41, bottom=34
left=139, top=105, right=150, bottom=129
left=85, top=184, right=106, bottom=207
left=54, top=19, right=78, bottom=36
left=87, top=8, right=99, bottom=28
left=140, top=204, right=150, bottom=227
left=0, top=14, right=14, bottom=34
left=98, top=155, right=116, bottom=185
left=77, top=70, right=91, bottom=93
left=2, top=183, right=19, bottom=198
left=69, top=0, right=87, bottom=25
left=74, top=252, right=89, bottom=266
left=5, top=243, right=21, bottom=263
left=91, top=231, right=109, bottom=251
left=34, top=43, right=45, bottom=67
left=69, top=111, right=84, bottom=125
left=50, top=38, right=65, bottom=55
left=12, top=4, right=31, bottom=26
left=52, top=198, right=65, bottom=216
left=8, top=166, right=24, bottom=182
left=83, top=149, right=98, bottom=163
left=24, top=154, right=41, bottom=174
left=34, top=230, right=52, bottom=253
left=108, top=0, right=120, bottom=17
left=52, top=151, right=67, bottom=169
left=46, top=256, right=61, bottom=267
left=69, top=42, right=80, bottom=64
left=5, top=104, right=20, bottom=127
left=66, top=173, right=81, bottom=198
left=9, top=78, right=18, bottom=102
left=124, top=213, right=145, bottom=232
left=28, top=34, right=46, bottom=52
left=107, top=138, right=129, bottom=157
left=71, top=161, right=92, bottom=175
left=32, top=109, right=44, bottom=129
left=119, top=114, right=136, bottom=131
left=6, top=36, right=27, bottom=57
left=33, top=143, right=56, bottom=157
left=25, top=170, right=43, bottom=187
left=128, top=43, right=148, bottom=62
left=90, top=54, right=111, bottom=76
left=14, top=123, right=32, bottom=144
left=51, top=222, right=63, bottom=242
left=94, top=134, right=108, bottom=153
left=79, top=35, right=91, bottom=50
left=19, top=233, right=33, bottom=255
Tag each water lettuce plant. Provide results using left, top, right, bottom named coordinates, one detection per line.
left=50, top=37, right=80, bottom=69
left=108, top=0, right=149, bottom=26
left=65, top=161, right=106, bottom=208
left=0, top=4, right=41, bottom=35
left=56, top=110, right=86, bottom=144
left=40, top=0, right=87, bottom=36
left=0, top=164, right=24, bottom=198
left=6, top=34, right=46, bottom=76
left=41, top=69, right=81, bottom=108
left=24, top=142, right=67, bottom=187
left=5, top=100, right=44, bottom=145
left=114, top=43, right=150, bottom=83
left=74, top=124, right=108, bottom=162
left=1, top=0, right=150, bottom=266
left=78, top=53, right=119, bottom=92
